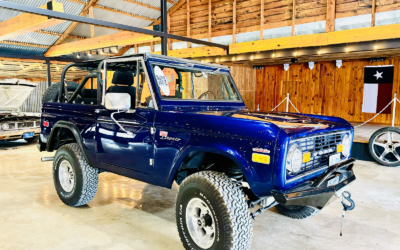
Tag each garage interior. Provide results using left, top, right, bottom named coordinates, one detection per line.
left=0, top=0, right=400, bottom=249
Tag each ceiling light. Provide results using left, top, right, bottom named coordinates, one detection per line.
left=345, top=47, right=349, bottom=52
left=272, top=53, right=275, bottom=58
left=72, top=67, right=75, bottom=71
left=232, top=57, right=235, bottom=61
left=374, top=45, right=378, bottom=50
left=293, top=51, right=297, bottom=56
left=318, top=50, right=322, bottom=55
left=20, top=64, right=23, bottom=68
left=39, top=65, right=42, bottom=69
left=250, top=55, right=254, bottom=60
left=56, top=66, right=60, bottom=70
left=201, top=60, right=204, bottom=63
left=0, top=63, right=3, bottom=67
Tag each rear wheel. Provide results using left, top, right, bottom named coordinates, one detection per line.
left=276, top=204, right=320, bottom=219
left=53, top=143, right=98, bottom=207
left=176, top=171, right=252, bottom=250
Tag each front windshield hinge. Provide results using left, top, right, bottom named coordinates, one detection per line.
left=150, top=127, right=156, bottom=134
left=149, top=158, right=154, bottom=166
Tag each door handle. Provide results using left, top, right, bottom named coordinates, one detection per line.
left=95, top=109, right=107, bottom=113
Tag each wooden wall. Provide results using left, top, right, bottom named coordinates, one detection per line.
left=230, top=64, right=256, bottom=110
left=167, top=0, right=400, bottom=43
left=255, top=57, right=400, bottom=125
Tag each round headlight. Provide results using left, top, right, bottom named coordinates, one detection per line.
left=1, top=123, right=9, bottom=130
left=342, top=134, right=351, bottom=158
left=286, top=144, right=303, bottom=174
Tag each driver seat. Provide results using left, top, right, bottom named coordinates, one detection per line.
left=107, top=71, right=136, bottom=108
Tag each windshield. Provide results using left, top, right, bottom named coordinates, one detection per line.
left=150, top=63, right=241, bottom=101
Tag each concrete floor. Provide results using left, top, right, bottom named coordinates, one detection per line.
left=0, top=140, right=400, bottom=250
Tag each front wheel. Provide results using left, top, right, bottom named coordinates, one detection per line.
left=176, top=171, right=253, bottom=250
left=53, top=143, right=99, bottom=207
left=275, top=204, right=320, bottom=219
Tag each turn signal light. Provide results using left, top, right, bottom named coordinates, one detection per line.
left=302, top=152, right=311, bottom=163
left=337, top=144, right=343, bottom=153
left=252, top=153, right=270, bottom=164
left=43, top=121, right=49, bottom=127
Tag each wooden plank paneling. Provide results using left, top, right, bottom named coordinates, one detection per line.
left=255, top=57, right=400, bottom=125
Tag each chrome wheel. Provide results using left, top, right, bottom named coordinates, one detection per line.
left=372, top=131, right=400, bottom=163
left=58, top=160, right=75, bottom=192
left=186, top=198, right=216, bottom=249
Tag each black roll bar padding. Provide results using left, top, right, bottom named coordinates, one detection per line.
left=59, top=63, right=77, bottom=103
left=97, top=61, right=104, bottom=104
left=68, top=73, right=97, bottom=103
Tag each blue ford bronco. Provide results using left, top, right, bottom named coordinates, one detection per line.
left=38, top=53, right=356, bottom=250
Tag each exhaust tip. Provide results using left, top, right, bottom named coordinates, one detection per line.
left=41, top=157, right=54, bottom=162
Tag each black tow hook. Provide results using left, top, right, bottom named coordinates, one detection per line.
left=250, top=201, right=278, bottom=220
left=340, top=191, right=355, bottom=236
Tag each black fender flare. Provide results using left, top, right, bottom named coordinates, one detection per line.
left=47, top=121, right=93, bottom=166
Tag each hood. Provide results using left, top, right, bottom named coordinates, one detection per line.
left=0, top=79, right=37, bottom=112
left=195, top=110, right=352, bottom=137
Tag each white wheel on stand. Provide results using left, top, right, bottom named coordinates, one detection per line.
left=369, top=127, right=400, bottom=167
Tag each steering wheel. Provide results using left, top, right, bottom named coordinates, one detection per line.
left=198, top=91, right=216, bottom=100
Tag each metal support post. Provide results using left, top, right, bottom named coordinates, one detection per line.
left=393, top=93, right=397, bottom=127
left=286, top=93, right=289, bottom=112
left=46, top=58, right=51, bottom=88
left=160, top=0, right=168, bottom=55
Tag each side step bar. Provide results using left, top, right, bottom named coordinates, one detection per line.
left=41, top=157, right=54, bottom=162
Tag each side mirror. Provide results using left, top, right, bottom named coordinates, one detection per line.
left=105, top=93, right=131, bottom=110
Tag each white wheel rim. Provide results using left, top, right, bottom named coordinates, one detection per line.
left=185, top=198, right=216, bottom=249
left=58, top=160, right=75, bottom=192
left=372, top=131, right=400, bottom=163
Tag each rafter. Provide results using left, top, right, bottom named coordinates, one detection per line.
left=95, top=5, right=157, bottom=22
left=0, top=41, right=49, bottom=49
left=35, top=30, right=85, bottom=40
left=0, top=2, right=64, bottom=41
left=51, top=0, right=101, bottom=46
left=123, top=0, right=160, bottom=11
left=45, top=31, right=158, bottom=57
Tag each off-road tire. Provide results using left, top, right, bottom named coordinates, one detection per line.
left=42, top=81, right=78, bottom=104
left=53, top=143, right=98, bottom=207
left=368, top=127, right=400, bottom=167
left=276, top=204, right=320, bottom=219
left=24, top=136, right=38, bottom=143
left=176, top=171, right=253, bottom=250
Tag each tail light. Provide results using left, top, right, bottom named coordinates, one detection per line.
left=43, top=121, right=49, bottom=127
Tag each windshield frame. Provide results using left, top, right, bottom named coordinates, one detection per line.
left=146, top=57, right=245, bottom=109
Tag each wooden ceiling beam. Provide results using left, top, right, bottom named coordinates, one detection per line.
left=35, top=30, right=85, bottom=40
left=230, top=23, right=400, bottom=54
left=45, top=29, right=159, bottom=57
left=123, top=0, right=160, bottom=11
left=0, top=41, right=49, bottom=49
left=94, top=5, right=157, bottom=22
left=0, top=2, right=64, bottom=41
left=51, top=0, right=101, bottom=46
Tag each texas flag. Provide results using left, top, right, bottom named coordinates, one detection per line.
left=362, top=65, right=394, bottom=114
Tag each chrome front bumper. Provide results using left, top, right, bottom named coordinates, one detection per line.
left=272, top=158, right=356, bottom=210
left=0, top=127, right=40, bottom=140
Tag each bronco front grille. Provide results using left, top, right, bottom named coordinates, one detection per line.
left=286, top=131, right=350, bottom=182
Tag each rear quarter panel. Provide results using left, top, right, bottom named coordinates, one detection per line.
left=41, top=103, right=99, bottom=164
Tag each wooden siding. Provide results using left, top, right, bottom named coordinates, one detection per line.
left=230, top=64, right=256, bottom=110
left=255, top=57, right=400, bottom=125
left=167, top=0, right=400, bottom=43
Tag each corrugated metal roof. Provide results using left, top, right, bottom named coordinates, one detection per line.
left=0, top=43, right=47, bottom=55
left=98, top=0, right=160, bottom=20
left=6, top=32, right=59, bottom=46
left=0, top=0, right=177, bottom=57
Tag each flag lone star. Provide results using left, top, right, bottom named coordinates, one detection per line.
left=374, top=71, right=383, bottom=80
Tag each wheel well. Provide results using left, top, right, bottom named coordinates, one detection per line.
left=175, top=151, right=244, bottom=185
left=48, top=127, right=77, bottom=151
